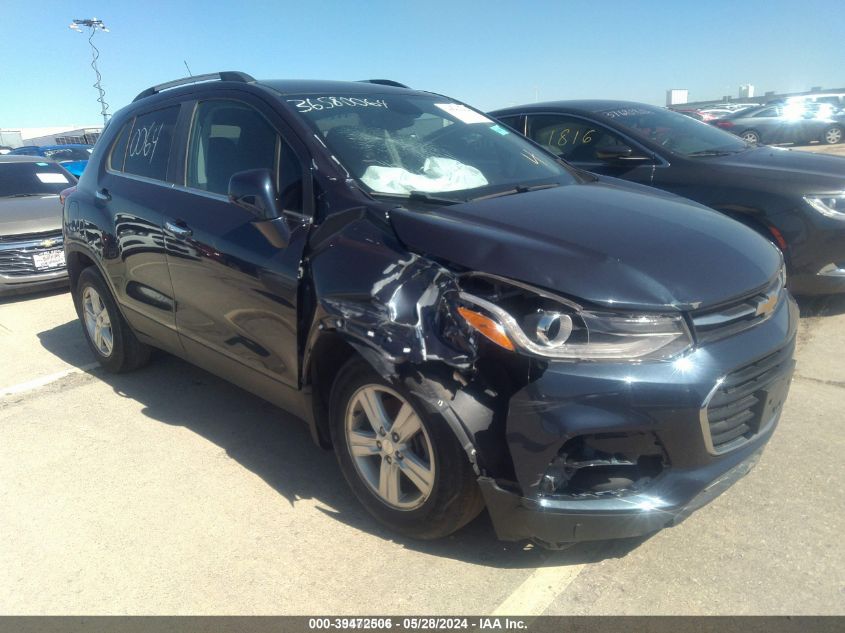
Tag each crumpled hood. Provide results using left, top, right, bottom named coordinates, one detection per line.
left=708, top=146, right=845, bottom=192
left=0, top=195, right=63, bottom=237
left=389, top=180, right=782, bottom=311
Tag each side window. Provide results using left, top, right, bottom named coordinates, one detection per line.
left=124, top=106, right=180, bottom=180
left=108, top=120, right=132, bottom=172
left=526, top=114, right=628, bottom=162
left=187, top=100, right=280, bottom=197
left=754, top=107, right=779, bottom=118
left=496, top=115, right=523, bottom=134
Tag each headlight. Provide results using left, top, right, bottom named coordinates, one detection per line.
left=804, top=195, right=845, bottom=219
left=456, top=276, right=692, bottom=361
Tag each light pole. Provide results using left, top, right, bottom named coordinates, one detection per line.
left=69, top=18, right=110, bottom=126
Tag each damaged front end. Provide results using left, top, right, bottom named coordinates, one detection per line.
left=303, top=205, right=796, bottom=548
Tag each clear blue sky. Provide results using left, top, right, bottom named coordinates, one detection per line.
left=2, top=0, right=843, bottom=127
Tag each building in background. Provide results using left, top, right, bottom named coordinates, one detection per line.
left=22, top=126, right=103, bottom=147
left=0, top=129, right=24, bottom=150
left=739, top=84, right=755, bottom=99
left=677, top=86, right=845, bottom=109
left=666, top=89, right=689, bottom=106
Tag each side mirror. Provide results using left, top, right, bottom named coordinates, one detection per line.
left=595, top=145, right=653, bottom=162
left=228, top=168, right=280, bottom=220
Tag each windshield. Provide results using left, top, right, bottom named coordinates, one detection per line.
left=597, top=105, right=750, bottom=156
left=288, top=93, right=575, bottom=200
left=41, top=147, right=92, bottom=162
left=0, top=161, right=75, bottom=197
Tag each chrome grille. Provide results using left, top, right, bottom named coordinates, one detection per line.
left=0, top=231, right=64, bottom=277
left=702, top=345, right=794, bottom=453
left=691, top=273, right=784, bottom=343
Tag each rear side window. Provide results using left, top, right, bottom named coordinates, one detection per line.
left=108, top=121, right=132, bottom=172
left=124, top=106, right=180, bottom=181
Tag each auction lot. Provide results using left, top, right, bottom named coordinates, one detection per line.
left=1, top=147, right=843, bottom=616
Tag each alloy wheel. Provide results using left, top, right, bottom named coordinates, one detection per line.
left=82, top=286, right=114, bottom=357
left=824, top=127, right=842, bottom=144
left=344, top=384, right=435, bottom=510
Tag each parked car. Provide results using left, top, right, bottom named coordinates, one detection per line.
left=490, top=100, right=845, bottom=295
left=711, top=102, right=844, bottom=145
left=783, top=93, right=845, bottom=113
left=670, top=107, right=710, bottom=121
left=10, top=144, right=93, bottom=177
left=0, top=155, right=74, bottom=295
left=64, top=73, right=796, bottom=547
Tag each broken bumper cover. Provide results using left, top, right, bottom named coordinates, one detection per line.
left=479, top=294, right=797, bottom=545
left=479, top=446, right=763, bottom=545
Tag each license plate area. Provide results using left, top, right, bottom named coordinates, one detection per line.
left=32, top=249, right=66, bottom=270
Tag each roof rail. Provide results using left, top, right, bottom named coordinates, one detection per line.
left=133, top=71, right=255, bottom=102
left=357, top=79, right=410, bottom=89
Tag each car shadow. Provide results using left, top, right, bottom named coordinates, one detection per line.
left=795, top=294, right=845, bottom=317
left=37, top=318, right=649, bottom=569
left=0, top=284, right=68, bottom=306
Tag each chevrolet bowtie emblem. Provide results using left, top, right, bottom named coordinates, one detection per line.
left=40, top=238, right=59, bottom=248
left=754, top=291, right=778, bottom=317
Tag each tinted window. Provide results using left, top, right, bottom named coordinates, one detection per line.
left=187, top=101, right=279, bottom=196
left=0, top=161, right=75, bottom=197
left=596, top=105, right=749, bottom=155
left=124, top=106, right=180, bottom=181
left=753, top=107, right=780, bottom=118
left=496, top=115, right=523, bottom=133
left=527, top=115, right=629, bottom=162
left=108, top=121, right=132, bottom=171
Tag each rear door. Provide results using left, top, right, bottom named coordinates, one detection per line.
left=98, top=104, right=182, bottom=351
left=524, top=113, right=656, bottom=185
left=163, top=94, right=312, bottom=393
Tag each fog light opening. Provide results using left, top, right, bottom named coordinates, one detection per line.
left=540, top=432, right=667, bottom=499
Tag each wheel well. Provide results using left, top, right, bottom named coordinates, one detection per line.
left=66, top=250, right=96, bottom=294
left=307, top=331, right=359, bottom=449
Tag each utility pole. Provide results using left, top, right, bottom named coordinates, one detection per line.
left=69, top=18, right=110, bottom=126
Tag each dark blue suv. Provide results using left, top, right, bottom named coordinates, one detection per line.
left=63, top=72, right=796, bottom=547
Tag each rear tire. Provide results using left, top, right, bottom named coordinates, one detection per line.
left=740, top=129, right=760, bottom=144
left=329, top=356, right=483, bottom=540
left=821, top=125, right=843, bottom=145
left=75, top=267, right=150, bottom=373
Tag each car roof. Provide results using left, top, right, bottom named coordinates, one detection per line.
left=490, top=99, right=663, bottom=115
left=0, top=154, right=59, bottom=163
left=39, top=144, right=92, bottom=150
left=258, top=79, right=419, bottom=96
left=129, top=77, right=424, bottom=110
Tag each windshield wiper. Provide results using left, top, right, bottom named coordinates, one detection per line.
left=471, top=182, right=560, bottom=201
left=372, top=191, right=464, bottom=206
left=687, top=149, right=744, bottom=157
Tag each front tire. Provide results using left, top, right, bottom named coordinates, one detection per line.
left=329, top=357, right=483, bottom=539
left=76, top=267, right=150, bottom=373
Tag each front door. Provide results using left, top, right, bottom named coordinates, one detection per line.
left=163, top=97, right=311, bottom=393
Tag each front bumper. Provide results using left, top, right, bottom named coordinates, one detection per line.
left=482, top=293, right=798, bottom=545
left=481, top=445, right=763, bottom=546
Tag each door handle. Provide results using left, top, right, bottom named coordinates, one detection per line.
left=164, top=220, right=193, bottom=239
left=95, top=188, right=111, bottom=202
